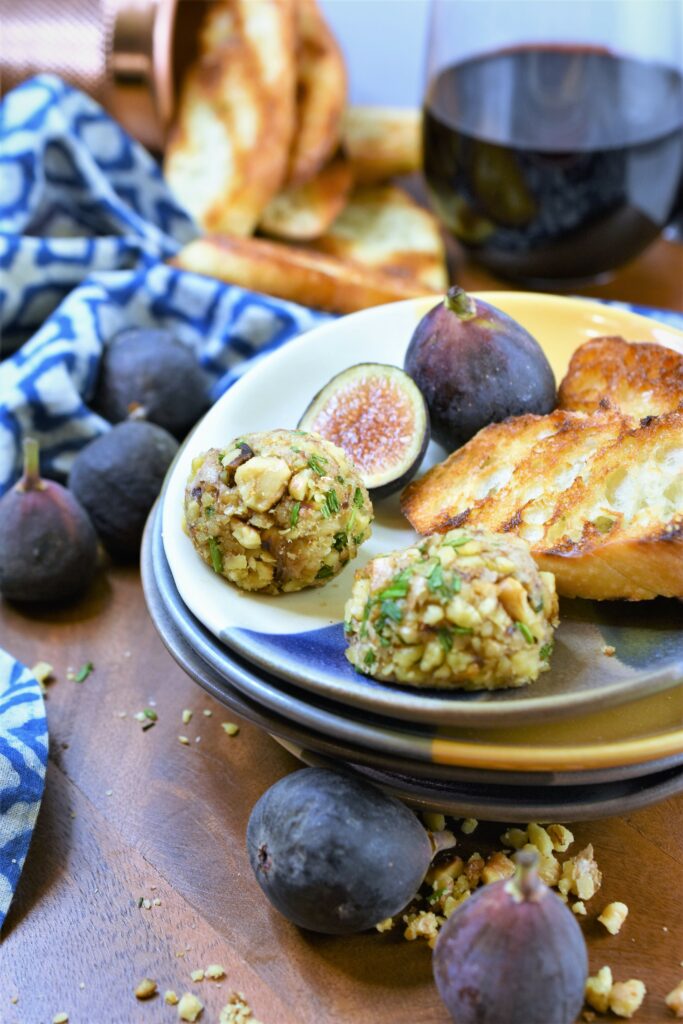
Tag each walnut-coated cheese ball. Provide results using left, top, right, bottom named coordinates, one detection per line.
left=184, top=429, right=373, bottom=594
left=344, top=528, right=558, bottom=689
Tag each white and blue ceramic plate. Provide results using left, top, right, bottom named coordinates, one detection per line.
left=161, top=293, right=683, bottom=728
left=142, top=512, right=683, bottom=820
left=148, top=504, right=683, bottom=779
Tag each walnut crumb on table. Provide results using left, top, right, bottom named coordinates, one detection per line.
left=666, top=980, right=683, bottom=1017
left=134, top=978, right=158, bottom=1000
left=190, top=969, right=205, bottom=983
left=205, top=964, right=226, bottom=980
left=219, top=992, right=263, bottom=1023
left=222, top=722, right=240, bottom=736
left=609, top=979, right=646, bottom=1018
left=598, top=901, right=629, bottom=935
left=52, top=1014, right=68, bottom=1024
left=165, top=991, right=179, bottom=1005
left=178, top=992, right=204, bottom=1021
left=602, top=644, right=616, bottom=656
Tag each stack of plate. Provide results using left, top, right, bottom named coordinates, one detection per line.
left=142, top=293, right=683, bottom=821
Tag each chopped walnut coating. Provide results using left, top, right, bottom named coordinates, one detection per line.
left=482, top=851, right=515, bottom=884
left=403, top=910, right=443, bottom=942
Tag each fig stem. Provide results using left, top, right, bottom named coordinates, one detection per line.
left=20, top=437, right=44, bottom=491
left=511, top=848, right=543, bottom=902
left=444, top=286, right=477, bottom=321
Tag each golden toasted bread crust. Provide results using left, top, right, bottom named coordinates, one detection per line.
left=171, top=235, right=435, bottom=314
left=401, top=410, right=683, bottom=600
left=310, top=185, right=448, bottom=292
left=287, top=0, right=347, bottom=186
left=341, top=107, right=422, bottom=184
left=164, top=0, right=296, bottom=236
left=558, top=335, right=683, bottom=419
left=259, top=156, right=354, bottom=240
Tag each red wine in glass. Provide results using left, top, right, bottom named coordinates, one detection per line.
left=423, top=47, right=683, bottom=284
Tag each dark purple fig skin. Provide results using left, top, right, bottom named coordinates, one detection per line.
left=69, top=420, right=178, bottom=560
left=404, top=288, right=556, bottom=451
left=247, top=767, right=433, bottom=934
left=433, top=854, right=588, bottom=1024
left=93, top=327, right=209, bottom=440
left=0, top=452, right=98, bottom=603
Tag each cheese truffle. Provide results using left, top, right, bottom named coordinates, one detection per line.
left=184, top=429, right=373, bottom=594
left=344, top=528, right=558, bottom=689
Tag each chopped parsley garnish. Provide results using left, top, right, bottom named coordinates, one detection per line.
left=353, top=487, right=364, bottom=508
left=308, top=453, right=328, bottom=475
left=438, top=628, right=453, bottom=652
left=336, top=475, right=345, bottom=484
left=142, top=707, right=157, bottom=721
left=316, top=565, right=334, bottom=579
left=427, top=561, right=455, bottom=599
left=516, top=621, right=535, bottom=644
left=363, top=650, right=376, bottom=666
left=209, top=537, right=223, bottom=573
left=290, top=501, right=301, bottom=528
left=380, top=599, right=403, bottom=623
left=428, top=886, right=449, bottom=904
left=205, top=505, right=215, bottom=518
left=293, top=429, right=308, bottom=436
left=332, top=530, right=348, bottom=551
left=291, top=445, right=303, bottom=454
left=539, top=642, right=554, bottom=660
left=320, top=501, right=331, bottom=519
left=73, top=661, right=94, bottom=683
left=443, top=534, right=472, bottom=549
left=452, top=625, right=474, bottom=635
left=343, top=619, right=353, bottom=634
left=378, top=568, right=413, bottom=601
left=347, top=508, right=357, bottom=533
left=325, top=489, right=340, bottom=515
left=352, top=534, right=365, bottom=545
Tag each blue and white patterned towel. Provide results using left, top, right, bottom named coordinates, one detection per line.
left=0, top=74, right=332, bottom=928
left=0, top=653, right=48, bottom=929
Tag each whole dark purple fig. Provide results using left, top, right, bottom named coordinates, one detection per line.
left=247, top=767, right=454, bottom=934
left=93, top=327, right=209, bottom=440
left=0, top=438, right=98, bottom=603
left=433, top=850, right=588, bottom=1024
left=69, top=419, right=178, bottom=560
left=404, top=287, right=556, bottom=450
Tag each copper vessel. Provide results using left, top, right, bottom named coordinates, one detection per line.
left=0, top=0, right=208, bottom=152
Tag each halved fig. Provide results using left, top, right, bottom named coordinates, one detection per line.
left=298, top=363, right=429, bottom=498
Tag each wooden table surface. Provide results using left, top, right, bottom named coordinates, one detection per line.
left=2, top=241, right=683, bottom=1024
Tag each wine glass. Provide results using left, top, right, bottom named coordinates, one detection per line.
left=422, top=0, right=683, bottom=286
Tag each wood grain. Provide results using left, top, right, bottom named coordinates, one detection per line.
left=1, top=249, right=683, bottom=1023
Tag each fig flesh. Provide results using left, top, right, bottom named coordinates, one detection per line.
left=433, top=850, right=588, bottom=1024
left=69, top=420, right=179, bottom=559
left=93, top=327, right=209, bottom=439
left=247, top=767, right=449, bottom=934
left=0, top=438, right=98, bottom=603
left=298, top=363, right=429, bottom=498
left=404, top=287, right=556, bottom=451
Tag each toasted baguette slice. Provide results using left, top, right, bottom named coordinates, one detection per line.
left=164, top=0, right=296, bottom=236
left=259, top=156, right=354, bottom=241
left=171, top=235, right=436, bottom=314
left=559, top=335, right=683, bottom=419
left=288, top=0, right=347, bottom=186
left=341, top=107, right=422, bottom=184
left=310, top=185, right=449, bottom=292
left=401, top=409, right=683, bottom=600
